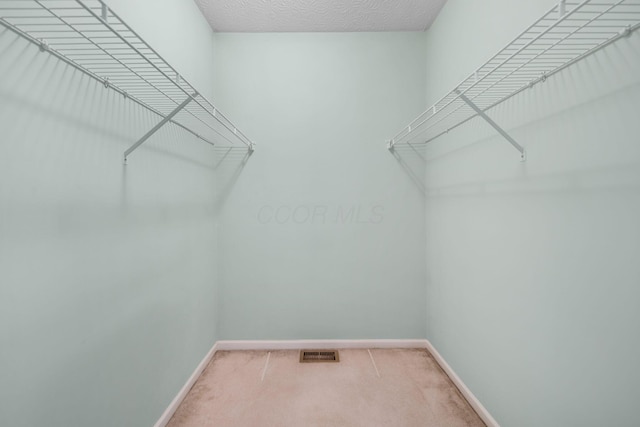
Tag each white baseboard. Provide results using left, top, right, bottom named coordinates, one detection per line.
left=154, top=339, right=498, bottom=427
left=215, top=339, right=429, bottom=351
left=424, top=340, right=499, bottom=427
left=153, top=341, right=219, bottom=427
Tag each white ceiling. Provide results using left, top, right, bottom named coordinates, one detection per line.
left=194, top=0, right=448, bottom=32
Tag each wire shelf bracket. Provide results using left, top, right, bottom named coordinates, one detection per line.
left=0, top=0, right=256, bottom=163
left=387, top=0, right=640, bottom=161
left=123, top=93, right=196, bottom=163
left=456, top=90, right=527, bottom=161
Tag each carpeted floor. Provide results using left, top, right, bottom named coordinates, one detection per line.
left=166, top=348, right=487, bottom=427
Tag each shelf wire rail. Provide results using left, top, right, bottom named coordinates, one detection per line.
left=387, top=0, right=640, bottom=160
left=0, top=0, right=255, bottom=161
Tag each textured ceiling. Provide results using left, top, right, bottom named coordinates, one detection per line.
left=194, top=0, right=448, bottom=32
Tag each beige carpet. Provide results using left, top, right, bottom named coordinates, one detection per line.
left=167, top=348, right=486, bottom=427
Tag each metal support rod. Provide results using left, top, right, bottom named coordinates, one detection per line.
left=124, top=94, right=196, bottom=162
left=455, top=90, right=526, bottom=160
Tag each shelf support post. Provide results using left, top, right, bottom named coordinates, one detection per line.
left=124, top=93, right=196, bottom=163
left=455, top=90, right=526, bottom=161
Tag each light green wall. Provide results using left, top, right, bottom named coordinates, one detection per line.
left=212, top=33, right=428, bottom=340
left=419, top=0, right=640, bottom=425
left=4, top=1, right=637, bottom=425
left=0, top=1, right=220, bottom=426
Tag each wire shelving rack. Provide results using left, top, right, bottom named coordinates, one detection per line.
left=0, top=0, right=255, bottom=162
left=387, top=0, right=640, bottom=160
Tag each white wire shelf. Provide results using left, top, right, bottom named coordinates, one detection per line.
left=0, top=0, right=255, bottom=161
left=387, top=0, right=640, bottom=160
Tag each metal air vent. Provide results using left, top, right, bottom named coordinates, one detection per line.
left=299, top=350, right=339, bottom=363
